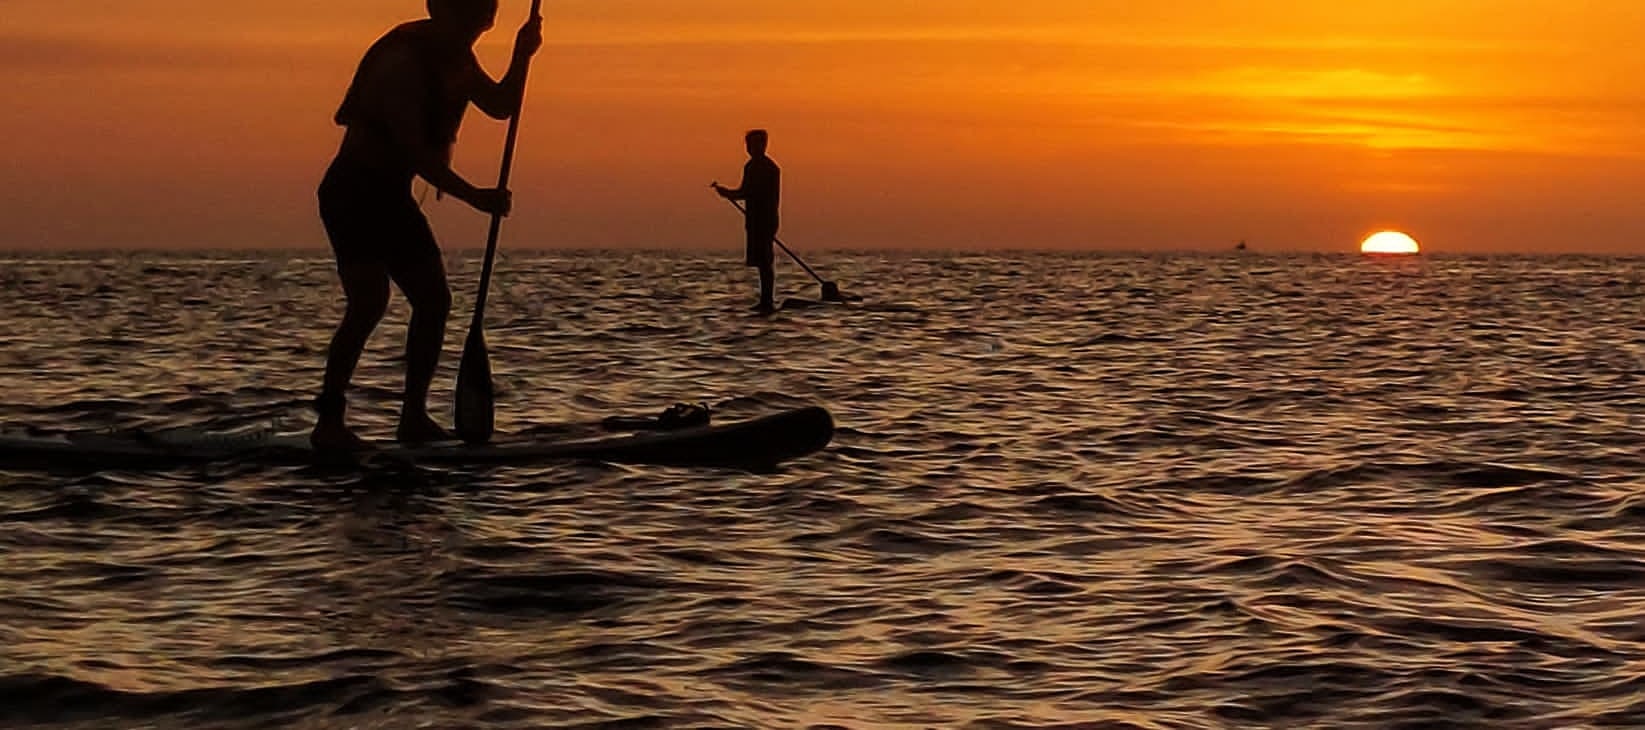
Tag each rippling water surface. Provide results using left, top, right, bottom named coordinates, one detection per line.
left=5, top=250, right=1645, bottom=729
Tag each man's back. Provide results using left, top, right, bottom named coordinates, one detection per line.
left=742, top=156, right=781, bottom=229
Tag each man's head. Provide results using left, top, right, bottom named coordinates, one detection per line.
left=745, top=129, right=769, bottom=157
left=428, top=0, right=498, bottom=40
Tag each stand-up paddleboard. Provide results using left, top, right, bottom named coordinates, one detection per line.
left=781, top=298, right=834, bottom=310
left=0, top=406, right=833, bottom=472
left=745, top=298, right=856, bottom=315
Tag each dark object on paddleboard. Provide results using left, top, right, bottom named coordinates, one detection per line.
left=602, top=402, right=712, bottom=431
left=0, top=407, right=832, bottom=472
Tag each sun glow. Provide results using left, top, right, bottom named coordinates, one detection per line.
left=1361, top=231, right=1421, bottom=255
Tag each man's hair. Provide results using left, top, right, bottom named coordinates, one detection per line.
left=746, top=129, right=769, bottom=145
left=427, top=0, right=498, bottom=24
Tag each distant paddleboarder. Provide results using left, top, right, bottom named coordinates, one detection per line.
left=312, top=0, right=542, bottom=451
left=713, top=130, right=782, bottom=314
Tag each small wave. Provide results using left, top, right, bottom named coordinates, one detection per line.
left=1565, top=493, right=1645, bottom=530
left=1446, top=463, right=1574, bottom=488
left=1374, top=616, right=1575, bottom=652
left=877, top=648, right=1012, bottom=678
left=789, top=517, right=973, bottom=556
left=0, top=672, right=386, bottom=726
left=709, top=652, right=884, bottom=690
left=445, top=568, right=670, bottom=615
left=1069, top=332, right=1176, bottom=347
left=1027, top=491, right=1157, bottom=518
left=211, top=648, right=404, bottom=671
left=1243, top=558, right=1365, bottom=592
left=975, top=569, right=1093, bottom=598
left=1469, top=556, right=1645, bottom=587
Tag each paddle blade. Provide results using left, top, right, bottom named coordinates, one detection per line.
left=454, top=328, right=495, bottom=445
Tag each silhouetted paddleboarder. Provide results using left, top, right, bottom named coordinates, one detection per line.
left=311, top=0, right=542, bottom=452
left=712, top=130, right=782, bottom=315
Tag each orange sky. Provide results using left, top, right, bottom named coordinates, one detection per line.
left=2, top=0, right=1641, bottom=252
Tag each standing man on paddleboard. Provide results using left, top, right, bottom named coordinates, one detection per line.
left=312, top=0, right=542, bottom=451
left=713, top=130, right=782, bottom=314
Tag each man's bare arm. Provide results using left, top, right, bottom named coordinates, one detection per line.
left=468, top=15, right=543, bottom=120
left=368, top=48, right=507, bottom=215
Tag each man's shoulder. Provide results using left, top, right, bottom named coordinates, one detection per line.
left=375, top=20, right=431, bottom=48
left=376, top=20, right=478, bottom=66
left=362, top=21, right=426, bottom=64
left=387, top=19, right=437, bottom=39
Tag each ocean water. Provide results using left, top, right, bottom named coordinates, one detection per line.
left=4, top=250, right=1645, bottom=729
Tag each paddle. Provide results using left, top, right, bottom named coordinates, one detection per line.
left=712, top=189, right=852, bottom=302
left=455, top=0, right=543, bottom=446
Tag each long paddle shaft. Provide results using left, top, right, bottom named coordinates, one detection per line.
left=471, top=0, right=542, bottom=326
left=456, top=0, right=543, bottom=445
left=722, top=197, right=834, bottom=291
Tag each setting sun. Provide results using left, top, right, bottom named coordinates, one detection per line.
left=1361, top=231, right=1422, bottom=255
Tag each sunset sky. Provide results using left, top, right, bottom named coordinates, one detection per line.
left=2, top=1, right=1641, bottom=253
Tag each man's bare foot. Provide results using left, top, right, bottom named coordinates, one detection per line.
left=396, top=413, right=455, bottom=444
left=311, top=421, right=373, bottom=452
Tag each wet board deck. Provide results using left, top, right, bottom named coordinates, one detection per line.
left=781, top=297, right=863, bottom=310
left=0, top=406, right=834, bottom=472
left=773, top=299, right=925, bottom=314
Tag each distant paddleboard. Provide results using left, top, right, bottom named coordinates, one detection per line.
left=780, top=296, right=866, bottom=310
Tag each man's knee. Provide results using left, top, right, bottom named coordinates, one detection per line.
left=342, top=286, right=390, bottom=325
left=410, top=284, right=453, bottom=319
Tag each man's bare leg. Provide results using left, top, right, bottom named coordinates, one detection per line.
left=391, top=257, right=455, bottom=443
left=757, top=263, right=776, bottom=313
left=312, top=260, right=390, bottom=451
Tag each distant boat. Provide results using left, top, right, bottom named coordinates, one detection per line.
left=1235, top=240, right=1248, bottom=251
